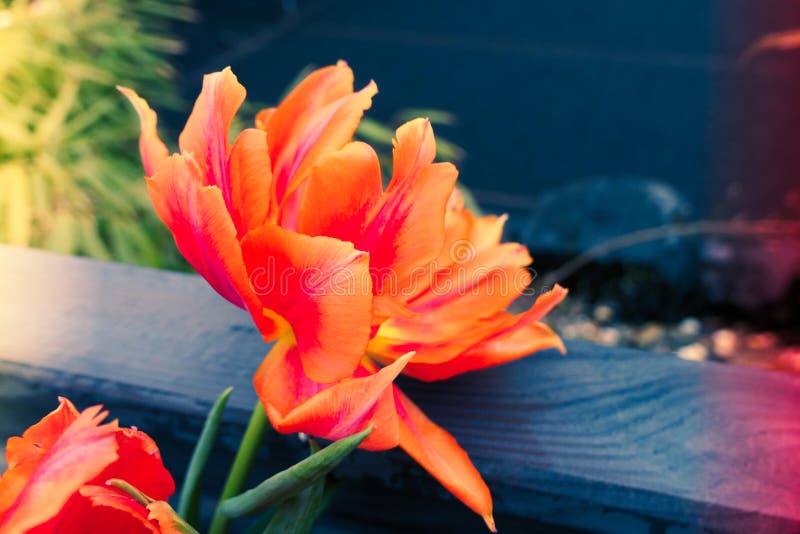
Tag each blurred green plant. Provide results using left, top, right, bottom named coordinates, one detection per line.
left=0, top=0, right=192, bottom=267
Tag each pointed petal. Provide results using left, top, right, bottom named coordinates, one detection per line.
left=241, top=224, right=373, bottom=383
left=400, top=285, right=568, bottom=381
left=227, top=128, right=273, bottom=237
left=394, top=390, right=495, bottom=531
left=146, top=155, right=243, bottom=307
left=357, top=121, right=458, bottom=304
left=411, top=242, right=533, bottom=322
left=0, top=398, right=80, bottom=517
left=403, top=321, right=564, bottom=382
left=254, top=340, right=410, bottom=450
left=276, top=82, right=378, bottom=212
left=146, top=155, right=279, bottom=338
left=260, top=62, right=356, bottom=163
left=431, top=189, right=474, bottom=269
left=470, top=214, right=508, bottom=253
left=369, top=311, right=517, bottom=366
left=117, top=87, right=169, bottom=176
left=297, top=141, right=382, bottom=242
left=0, top=407, right=119, bottom=533
left=259, top=62, right=376, bottom=207
left=178, top=67, right=246, bottom=206
left=433, top=191, right=508, bottom=270
left=3, top=397, right=79, bottom=471
left=391, top=118, right=438, bottom=187
left=370, top=285, right=567, bottom=373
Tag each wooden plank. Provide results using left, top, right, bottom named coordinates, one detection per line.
left=1, top=244, right=799, bottom=532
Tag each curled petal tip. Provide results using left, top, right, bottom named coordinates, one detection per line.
left=394, top=351, right=416, bottom=369
left=551, top=283, right=569, bottom=296
left=483, top=514, right=497, bottom=532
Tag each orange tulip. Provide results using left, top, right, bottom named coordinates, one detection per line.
left=119, top=62, right=379, bottom=385
left=122, top=63, right=565, bottom=530
left=250, top=130, right=566, bottom=531
left=0, top=398, right=176, bottom=533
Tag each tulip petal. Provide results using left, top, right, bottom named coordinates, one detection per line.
left=3, top=397, right=79, bottom=473
left=117, top=87, right=169, bottom=177
left=370, top=285, right=567, bottom=373
left=403, top=322, right=564, bottom=382
left=432, top=189, right=509, bottom=275
left=241, top=224, right=373, bottom=383
left=394, top=390, right=495, bottom=532
left=76, top=485, right=160, bottom=534
left=259, top=62, right=355, bottom=166
left=469, top=214, right=508, bottom=253
left=278, top=81, right=377, bottom=205
left=259, top=62, right=377, bottom=208
left=227, top=128, right=273, bottom=237
left=254, top=340, right=411, bottom=450
left=391, top=118, right=438, bottom=187
left=96, top=428, right=175, bottom=502
left=411, top=242, right=533, bottom=323
left=297, top=141, right=382, bottom=242
left=400, top=285, right=569, bottom=381
left=0, top=407, right=119, bottom=533
left=357, top=120, right=458, bottom=304
left=0, top=398, right=80, bottom=521
left=178, top=67, right=246, bottom=207
left=146, top=155, right=279, bottom=338
left=146, top=155, right=246, bottom=308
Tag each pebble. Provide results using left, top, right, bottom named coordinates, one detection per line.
left=596, top=327, right=621, bottom=346
left=593, top=304, right=614, bottom=324
left=677, top=317, right=702, bottom=337
left=711, top=329, right=738, bottom=358
left=637, top=324, right=665, bottom=347
left=561, top=321, right=598, bottom=340
left=676, top=343, right=709, bottom=361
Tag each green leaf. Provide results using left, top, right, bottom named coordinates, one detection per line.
left=107, top=478, right=200, bottom=533
left=219, top=426, right=372, bottom=519
left=355, top=117, right=395, bottom=146
left=208, top=402, right=270, bottom=534
left=263, top=478, right=325, bottom=534
left=178, top=387, right=233, bottom=526
left=107, top=478, right=154, bottom=507
left=394, top=108, right=458, bottom=126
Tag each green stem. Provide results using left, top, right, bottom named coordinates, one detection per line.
left=208, top=401, right=269, bottom=534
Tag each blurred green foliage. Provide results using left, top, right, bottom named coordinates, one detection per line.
left=0, top=0, right=192, bottom=268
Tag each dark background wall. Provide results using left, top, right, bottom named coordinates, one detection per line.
left=172, top=0, right=720, bottom=210
left=170, top=0, right=800, bottom=216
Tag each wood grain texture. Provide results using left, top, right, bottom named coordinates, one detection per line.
left=1, top=244, right=798, bottom=532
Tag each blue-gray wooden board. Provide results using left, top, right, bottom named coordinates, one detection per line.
left=1, top=245, right=799, bottom=533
